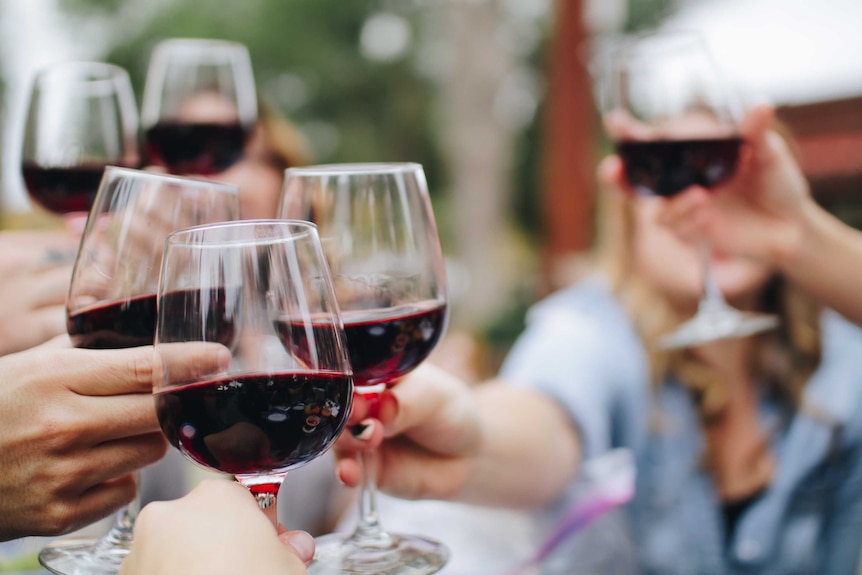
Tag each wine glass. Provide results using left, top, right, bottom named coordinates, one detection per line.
left=280, top=163, right=449, bottom=575
left=39, top=167, right=239, bottom=575
left=602, top=31, right=779, bottom=349
left=141, top=38, right=257, bottom=175
left=21, top=61, right=139, bottom=220
left=153, top=219, right=353, bottom=528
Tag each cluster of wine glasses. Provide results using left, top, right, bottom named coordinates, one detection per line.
left=28, top=26, right=773, bottom=575
left=26, top=35, right=452, bottom=575
left=21, top=38, right=256, bottom=222
left=41, top=161, right=450, bottom=575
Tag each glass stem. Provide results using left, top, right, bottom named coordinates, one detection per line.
left=97, top=472, right=141, bottom=550
left=254, top=490, right=279, bottom=528
left=698, top=241, right=730, bottom=314
left=351, top=446, right=393, bottom=548
left=236, top=473, right=286, bottom=529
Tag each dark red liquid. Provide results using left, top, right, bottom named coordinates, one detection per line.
left=21, top=163, right=106, bottom=214
left=154, top=371, right=352, bottom=475
left=67, top=293, right=158, bottom=349
left=145, top=122, right=249, bottom=175
left=68, top=288, right=235, bottom=350
left=616, top=137, right=742, bottom=197
left=276, top=301, right=447, bottom=387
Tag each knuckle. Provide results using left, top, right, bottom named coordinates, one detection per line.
left=33, top=406, right=82, bottom=451
left=129, top=349, right=155, bottom=388
left=39, top=500, right=80, bottom=536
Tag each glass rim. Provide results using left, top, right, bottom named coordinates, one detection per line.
left=152, top=37, right=251, bottom=53
left=35, top=61, right=130, bottom=82
left=102, top=166, right=240, bottom=194
left=285, top=162, right=424, bottom=177
left=165, top=218, right=319, bottom=248
left=614, top=29, right=710, bottom=61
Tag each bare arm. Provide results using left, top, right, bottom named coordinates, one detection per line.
left=334, top=364, right=581, bottom=509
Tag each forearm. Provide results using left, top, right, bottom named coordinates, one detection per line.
left=778, top=199, right=862, bottom=326
left=456, top=382, right=581, bottom=509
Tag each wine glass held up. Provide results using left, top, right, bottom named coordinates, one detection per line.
left=141, top=38, right=257, bottom=176
left=38, top=167, right=239, bottom=575
left=21, top=62, right=139, bottom=219
left=602, top=31, right=778, bottom=349
left=280, top=163, right=449, bottom=575
left=153, top=220, right=354, bottom=529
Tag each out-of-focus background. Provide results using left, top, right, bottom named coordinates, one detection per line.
left=2, top=0, right=861, bottom=375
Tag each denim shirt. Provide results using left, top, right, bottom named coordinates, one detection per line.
left=500, top=279, right=862, bottom=575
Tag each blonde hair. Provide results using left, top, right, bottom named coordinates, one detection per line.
left=254, top=98, right=313, bottom=170
left=592, top=185, right=822, bottom=424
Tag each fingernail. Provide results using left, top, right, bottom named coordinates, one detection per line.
left=285, top=531, right=315, bottom=564
left=351, top=419, right=375, bottom=440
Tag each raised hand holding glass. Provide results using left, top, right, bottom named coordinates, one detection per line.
left=153, top=220, right=353, bottom=529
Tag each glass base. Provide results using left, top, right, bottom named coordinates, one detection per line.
left=39, top=537, right=129, bottom=575
left=310, top=531, right=448, bottom=575
left=660, top=308, right=780, bottom=350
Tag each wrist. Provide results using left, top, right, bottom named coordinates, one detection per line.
left=770, top=195, right=824, bottom=273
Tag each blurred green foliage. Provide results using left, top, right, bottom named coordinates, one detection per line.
left=61, top=0, right=446, bottom=194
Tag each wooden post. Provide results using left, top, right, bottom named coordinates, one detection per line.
left=540, top=0, right=597, bottom=293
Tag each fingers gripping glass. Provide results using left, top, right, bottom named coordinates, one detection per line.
left=39, top=167, right=239, bottom=575
left=280, top=163, right=450, bottom=575
left=153, top=220, right=353, bottom=538
left=603, top=32, right=778, bottom=348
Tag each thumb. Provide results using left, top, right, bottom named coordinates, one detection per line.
left=277, top=527, right=316, bottom=566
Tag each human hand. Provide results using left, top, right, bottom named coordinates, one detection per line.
left=121, top=479, right=314, bottom=575
left=334, top=363, right=481, bottom=501
left=622, top=105, right=814, bottom=266
left=0, top=339, right=229, bottom=541
left=0, top=229, right=79, bottom=355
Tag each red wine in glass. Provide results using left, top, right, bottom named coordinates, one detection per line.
left=67, top=274, right=238, bottom=353
left=141, top=39, right=257, bottom=175
left=615, top=137, right=743, bottom=197
left=603, top=31, right=779, bottom=348
left=22, top=163, right=109, bottom=215
left=67, top=293, right=158, bottom=349
left=154, top=220, right=352, bottom=536
left=155, top=371, right=351, bottom=475
left=279, top=163, right=449, bottom=575
left=144, top=122, right=250, bottom=175
left=39, top=167, right=240, bottom=575
left=21, top=62, right=139, bottom=217
left=276, top=301, right=448, bottom=388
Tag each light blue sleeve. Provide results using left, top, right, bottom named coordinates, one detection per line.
left=499, top=282, right=650, bottom=459
left=816, top=312, right=862, bottom=574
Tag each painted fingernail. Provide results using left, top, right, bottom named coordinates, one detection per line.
left=351, top=419, right=375, bottom=440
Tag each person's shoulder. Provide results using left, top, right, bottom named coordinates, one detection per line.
left=504, top=276, right=646, bottom=383
left=526, top=276, right=632, bottom=332
left=820, top=309, right=862, bottom=356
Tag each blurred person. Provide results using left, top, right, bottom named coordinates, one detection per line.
left=151, top=91, right=312, bottom=219
left=332, top=106, right=862, bottom=574
left=0, top=339, right=228, bottom=541
left=0, top=228, right=78, bottom=356
left=654, top=104, right=862, bottom=327
left=122, top=480, right=314, bottom=575
left=217, top=100, right=312, bottom=219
